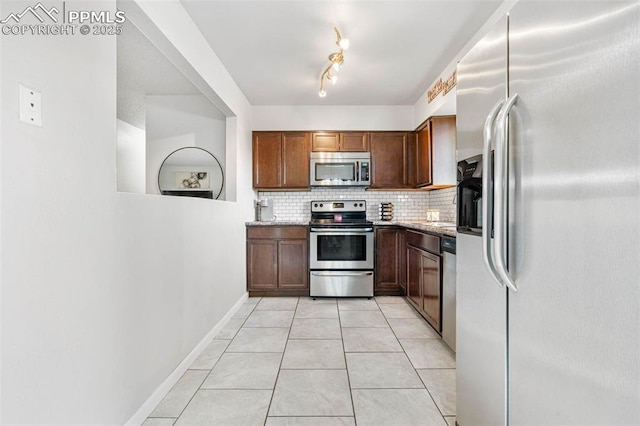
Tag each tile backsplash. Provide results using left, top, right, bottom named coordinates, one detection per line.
left=257, top=187, right=456, bottom=223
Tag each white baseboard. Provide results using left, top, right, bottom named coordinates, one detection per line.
left=125, top=292, right=249, bottom=425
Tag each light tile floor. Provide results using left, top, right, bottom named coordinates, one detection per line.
left=144, top=296, right=456, bottom=426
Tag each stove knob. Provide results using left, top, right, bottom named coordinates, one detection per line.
left=354, top=203, right=357, bottom=207
left=359, top=203, right=363, bottom=207
left=320, top=203, right=324, bottom=207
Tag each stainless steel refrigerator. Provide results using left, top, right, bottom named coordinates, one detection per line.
left=455, top=1, right=640, bottom=425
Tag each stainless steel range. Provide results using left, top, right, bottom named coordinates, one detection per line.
left=309, top=200, right=374, bottom=298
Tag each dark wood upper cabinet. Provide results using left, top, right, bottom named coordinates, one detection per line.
left=311, top=132, right=340, bottom=151
left=253, top=131, right=310, bottom=190
left=282, top=132, right=310, bottom=188
left=339, top=132, right=369, bottom=151
left=253, top=132, right=282, bottom=189
left=311, top=132, right=369, bottom=152
left=415, top=115, right=456, bottom=188
left=370, top=132, right=415, bottom=189
left=416, top=121, right=433, bottom=187
left=253, top=121, right=453, bottom=190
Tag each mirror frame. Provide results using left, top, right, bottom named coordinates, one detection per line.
left=157, top=147, right=225, bottom=200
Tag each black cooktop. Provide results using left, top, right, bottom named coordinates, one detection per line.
left=309, top=218, right=373, bottom=228
left=309, top=200, right=372, bottom=228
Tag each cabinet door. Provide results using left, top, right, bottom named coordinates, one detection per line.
left=375, top=227, right=404, bottom=295
left=253, top=132, right=282, bottom=188
left=406, top=246, right=422, bottom=309
left=247, top=240, right=278, bottom=290
left=429, top=116, right=456, bottom=187
left=370, top=132, right=410, bottom=188
left=311, top=132, right=339, bottom=151
left=340, top=132, right=369, bottom=151
left=282, top=132, right=310, bottom=188
left=421, top=251, right=441, bottom=331
left=416, top=122, right=433, bottom=187
left=278, top=239, right=308, bottom=289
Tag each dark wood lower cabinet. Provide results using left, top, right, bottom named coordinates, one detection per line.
left=406, top=231, right=442, bottom=333
left=420, top=250, right=441, bottom=331
left=375, top=227, right=406, bottom=296
left=278, top=239, right=308, bottom=290
left=247, top=240, right=277, bottom=291
left=406, top=246, right=422, bottom=308
left=247, top=226, right=309, bottom=296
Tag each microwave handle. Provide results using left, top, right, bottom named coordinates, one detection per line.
left=355, top=161, right=360, bottom=181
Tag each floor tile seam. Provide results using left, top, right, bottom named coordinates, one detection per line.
left=415, top=367, right=457, bottom=418
left=337, top=309, right=381, bottom=312
left=375, top=297, right=413, bottom=371
left=266, top=415, right=354, bottom=418
left=419, top=376, right=449, bottom=419
left=285, top=338, right=342, bottom=341
left=264, top=297, right=299, bottom=421
left=252, top=309, right=297, bottom=312
left=198, top=386, right=277, bottom=391
left=224, top=304, right=256, bottom=340
left=336, top=300, right=358, bottom=426
left=242, top=326, right=294, bottom=328
left=415, top=367, right=457, bottom=371
left=339, top=325, right=390, bottom=328
left=294, top=316, right=340, bottom=319
left=170, top=368, right=209, bottom=422
left=278, top=367, right=348, bottom=371
left=349, top=385, right=426, bottom=390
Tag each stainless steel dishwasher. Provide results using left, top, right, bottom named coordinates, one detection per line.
left=441, top=236, right=456, bottom=352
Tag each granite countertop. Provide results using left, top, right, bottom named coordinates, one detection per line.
left=246, top=220, right=456, bottom=237
left=246, top=221, right=309, bottom=226
left=373, top=221, right=457, bottom=237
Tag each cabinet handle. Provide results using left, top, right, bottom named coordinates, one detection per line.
left=482, top=99, right=504, bottom=287
left=493, top=94, right=518, bottom=292
left=311, top=272, right=373, bottom=277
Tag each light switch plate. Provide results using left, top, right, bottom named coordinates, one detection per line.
left=19, top=84, right=42, bottom=127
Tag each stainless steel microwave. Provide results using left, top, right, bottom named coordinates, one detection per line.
left=310, top=152, right=371, bottom=187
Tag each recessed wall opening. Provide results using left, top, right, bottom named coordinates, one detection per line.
left=116, top=12, right=237, bottom=201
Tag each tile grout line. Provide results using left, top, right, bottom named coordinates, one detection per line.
left=169, top=299, right=259, bottom=424
left=337, top=298, right=359, bottom=426
left=378, top=297, right=453, bottom=425
left=262, top=297, right=299, bottom=426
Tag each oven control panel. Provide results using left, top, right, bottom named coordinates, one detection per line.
left=311, top=200, right=366, bottom=213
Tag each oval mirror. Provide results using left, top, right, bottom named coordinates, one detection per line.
left=158, top=147, right=224, bottom=199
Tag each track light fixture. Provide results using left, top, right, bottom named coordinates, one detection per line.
left=319, top=27, right=349, bottom=97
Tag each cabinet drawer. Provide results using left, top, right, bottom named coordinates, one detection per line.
left=406, top=230, right=440, bottom=254
left=247, top=226, right=308, bottom=240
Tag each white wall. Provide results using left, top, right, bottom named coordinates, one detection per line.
left=117, top=119, right=146, bottom=193
left=413, top=0, right=518, bottom=127
left=0, top=1, right=254, bottom=424
left=252, top=105, right=415, bottom=131
left=144, top=95, right=226, bottom=197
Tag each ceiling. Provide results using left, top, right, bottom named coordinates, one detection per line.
left=117, top=19, right=225, bottom=128
left=180, top=0, right=502, bottom=106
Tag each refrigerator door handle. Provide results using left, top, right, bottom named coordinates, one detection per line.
left=482, top=99, right=505, bottom=287
left=493, top=93, right=519, bottom=292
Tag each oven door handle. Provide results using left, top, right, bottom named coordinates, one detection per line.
left=311, top=271, right=374, bottom=277
left=310, top=227, right=373, bottom=233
